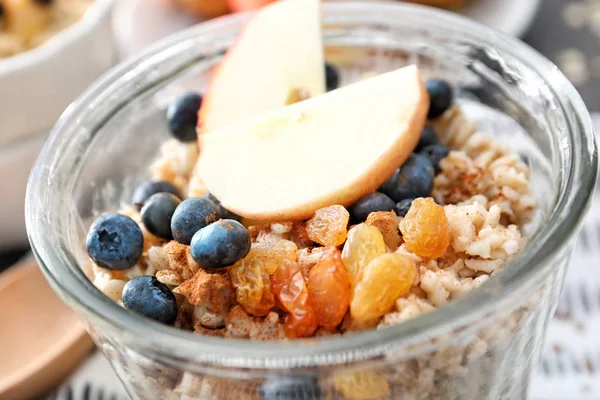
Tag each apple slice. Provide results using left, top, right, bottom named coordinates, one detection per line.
left=199, top=0, right=325, bottom=134
left=227, top=0, right=276, bottom=12
left=196, top=65, right=429, bottom=220
left=173, top=0, right=230, bottom=18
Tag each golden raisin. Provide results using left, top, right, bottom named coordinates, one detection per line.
left=289, top=222, right=314, bottom=248
left=271, top=260, right=317, bottom=338
left=237, top=240, right=298, bottom=275
left=341, top=224, right=386, bottom=288
left=365, top=211, right=402, bottom=251
left=350, top=253, right=416, bottom=327
left=399, top=197, right=450, bottom=259
left=333, top=370, right=390, bottom=400
left=229, top=258, right=275, bottom=317
left=306, top=205, right=349, bottom=247
left=307, top=247, right=351, bottom=330
left=285, top=88, right=310, bottom=105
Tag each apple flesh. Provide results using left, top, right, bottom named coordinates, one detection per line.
left=198, top=0, right=325, bottom=133
left=196, top=65, right=429, bottom=221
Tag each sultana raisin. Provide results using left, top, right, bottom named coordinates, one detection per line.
left=341, top=224, right=386, bottom=288
left=307, top=247, right=351, bottom=330
left=306, top=205, right=349, bottom=247
left=229, top=257, right=275, bottom=317
left=285, top=88, right=310, bottom=105
left=238, top=239, right=298, bottom=275
left=333, top=369, right=390, bottom=400
left=289, top=222, right=314, bottom=248
left=350, top=253, right=416, bottom=327
left=365, top=211, right=402, bottom=251
left=399, top=197, right=450, bottom=259
left=271, top=260, right=317, bottom=338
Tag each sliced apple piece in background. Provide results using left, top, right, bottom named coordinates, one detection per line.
left=172, top=0, right=230, bottom=18
left=199, top=0, right=325, bottom=134
left=196, top=65, right=429, bottom=221
left=227, top=0, right=275, bottom=12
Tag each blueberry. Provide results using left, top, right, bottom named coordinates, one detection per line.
left=190, top=219, right=251, bottom=269
left=379, top=154, right=434, bottom=202
left=260, top=376, right=322, bottom=400
left=426, top=79, right=453, bottom=119
left=86, top=213, right=144, bottom=270
left=349, top=192, right=395, bottom=222
left=415, top=126, right=439, bottom=152
left=171, top=198, right=220, bottom=245
left=394, top=198, right=415, bottom=217
left=167, top=92, right=203, bottom=142
left=419, top=144, right=450, bottom=174
left=141, top=193, right=181, bottom=240
left=205, top=192, right=242, bottom=222
left=132, top=180, right=181, bottom=210
left=122, top=276, right=177, bottom=325
left=325, top=63, right=339, bottom=92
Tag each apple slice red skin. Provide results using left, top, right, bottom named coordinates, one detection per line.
left=197, top=66, right=430, bottom=221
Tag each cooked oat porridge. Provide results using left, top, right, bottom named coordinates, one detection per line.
left=0, top=0, right=92, bottom=58
left=79, top=1, right=540, bottom=398
left=88, top=96, right=535, bottom=337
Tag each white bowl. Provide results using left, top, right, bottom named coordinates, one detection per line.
left=460, top=0, right=541, bottom=38
left=0, top=0, right=118, bottom=148
left=0, top=0, right=118, bottom=250
left=0, top=132, right=46, bottom=250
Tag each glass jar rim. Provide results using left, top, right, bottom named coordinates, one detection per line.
left=26, top=2, right=597, bottom=368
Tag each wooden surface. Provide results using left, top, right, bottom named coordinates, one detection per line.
left=0, top=258, right=94, bottom=400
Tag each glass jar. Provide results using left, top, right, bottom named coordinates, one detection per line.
left=26, top=3, right=597, bottom=400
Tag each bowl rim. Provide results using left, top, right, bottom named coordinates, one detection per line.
left=26, top=2, right=598, bottom=368
left=0, top=0, right=114, bottom=76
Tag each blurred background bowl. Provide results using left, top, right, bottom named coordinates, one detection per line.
left=0, top=0, right=118, bottom=250
left=0, top=133, right=46, bottom=249
left=114, top=0, right=541, bottom=60
left=0, top=0, right=117, bottom=147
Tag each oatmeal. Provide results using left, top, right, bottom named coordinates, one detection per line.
left=86, top=79, right=535, bottom=340
left=83, top=63, right=541, bottom=400
left=0, top=0, right=92, bottom=59
left=80, top=5, right=537, bottom=397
